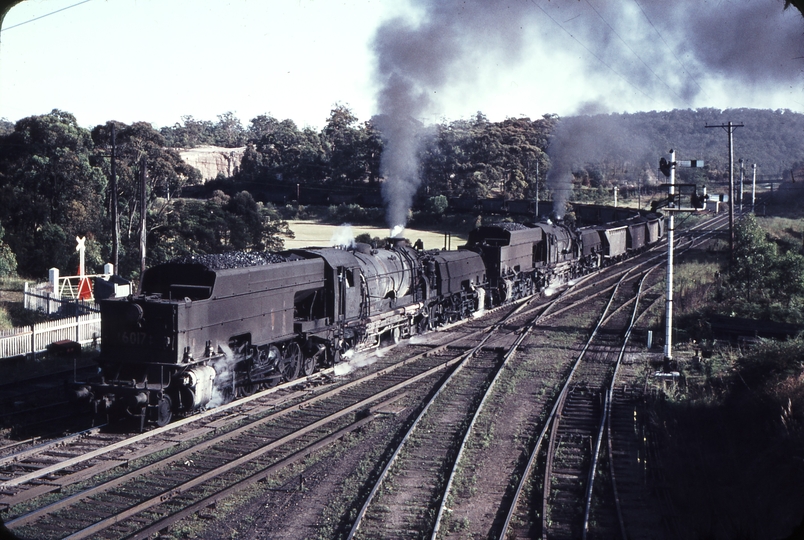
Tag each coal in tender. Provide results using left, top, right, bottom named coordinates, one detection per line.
left=491, top=222, right=529, bottom=231
left=170, top=251, right=289, bottom=269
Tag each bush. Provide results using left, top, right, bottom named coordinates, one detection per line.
left=736, top=337, right=804, bottom=388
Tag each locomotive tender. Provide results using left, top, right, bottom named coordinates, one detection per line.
left=76, top=212, right=664, bottom=427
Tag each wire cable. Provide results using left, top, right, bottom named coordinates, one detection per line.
left=530, top=0, right=657, bottom=104
left=584, top=0, right=686, bottom=105
left=631, top=0, right=708, bottom=98
left=1, top=0, right=93, bottom=33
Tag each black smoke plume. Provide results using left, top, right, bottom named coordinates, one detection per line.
left=370, top=1, right=803, bottom=223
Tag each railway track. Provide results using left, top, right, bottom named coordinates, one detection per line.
left=0, top=300, right=535, bottom=539
left=496, top=211, right=729, bottom=540
left=417, top=211, right=728, bottom=539
left=347, top=245, right=675, bottom=539
left=0, top=212, right=729, bottom=539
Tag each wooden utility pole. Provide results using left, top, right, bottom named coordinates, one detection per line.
left=705, top=121, right=744, bottom=261
left=139, top=156, right=147, bottom=282
left=110, top=124, right=119, bottom=274
left=533, top=160, right=540, bottom=218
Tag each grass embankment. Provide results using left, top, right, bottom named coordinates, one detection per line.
left=649, top=212, right=804, bottom=539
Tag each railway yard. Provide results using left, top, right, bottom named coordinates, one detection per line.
left=0, top=211, right=759, bottom=539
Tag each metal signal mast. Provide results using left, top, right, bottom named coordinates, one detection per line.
left=657, top=150, right=707, bottom=364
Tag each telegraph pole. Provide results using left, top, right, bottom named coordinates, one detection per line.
left=705, top=121, right=744, bottom=261
left=110, top=124, right=119, bottom=274
left=535, top=160, right=539, bottom=217
left=139, top=157, right=147, bottom=283
left=739, top=159, right=744, bottom=212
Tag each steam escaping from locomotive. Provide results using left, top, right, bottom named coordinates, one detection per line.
left=374, top=108, right=424, bottom=234
left=546, top=112, right=653, bottom=218
left=390, top=224, right=405, bottom=238
left=371, top=0, right=533, bottom=232
left=333, top=350, right=380, bottom=377
left=330, top=225, right=357, bottom=249
left=208, top=343, right=237, bottom=409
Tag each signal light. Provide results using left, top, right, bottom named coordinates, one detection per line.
left=659, top=157, right=672, bottom=178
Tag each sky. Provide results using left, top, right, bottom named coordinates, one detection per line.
left=1, top=0, right=803, bottom=131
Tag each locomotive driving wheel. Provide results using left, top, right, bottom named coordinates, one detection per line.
left=300, top=352, right=316, bottom=377
left=282, top=342, right=301, bottom=382
left=156, top=395, right=172, bottom=427
left=237, top=382, right=257, bottom=397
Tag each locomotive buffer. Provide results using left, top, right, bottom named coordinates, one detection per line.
left=656, top=150, right=707, bottom=366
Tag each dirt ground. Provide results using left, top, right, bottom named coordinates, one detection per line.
left=283, top=221, right=465, bottom=251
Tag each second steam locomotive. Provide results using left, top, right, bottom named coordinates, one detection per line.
left=76, top=211, right=664, bottom=427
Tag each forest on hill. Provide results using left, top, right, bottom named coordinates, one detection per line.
left=0, top=106, right=802, bottom=281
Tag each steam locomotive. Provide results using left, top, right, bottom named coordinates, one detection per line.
left=75, top=211, right=664, bottom=427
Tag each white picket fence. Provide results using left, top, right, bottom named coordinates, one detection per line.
left=0, top=313, right=101, bottom=359
left=23, top=288, right=100, bottom=316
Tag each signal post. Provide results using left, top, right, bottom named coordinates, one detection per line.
left=657, top=150, right=707, bottom=365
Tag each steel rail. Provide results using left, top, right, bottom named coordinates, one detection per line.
left=61, top=356, right=473, bottom=539
left=5, top=333, right=484, bottom=528
left=500, top=258, right=640, bottom=539
left=582, top=264, right=656, bottom=539
left=429, top=289, right=566, bottom=539
left=346, top=334, right=500, bottom=539
left=347, top=292, right=546, bottom=539
left=126, top=413, right=381, bottom=539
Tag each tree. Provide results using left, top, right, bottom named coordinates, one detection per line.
left=0, top=110, right=107, bottom=276
left=0, top=225, right=17, bottom=277
left=731, top=214, right=777, bottom=303
left=92, top=120, right=202, bottom=277
left=0, top=119, right=13, bottom=137
left=212, top=112, right=246, bottom=147
left=159, top=115, right=215, bottom=148
left=240, top=116, right=328, bottom=185
left=145, top=190, right=293, bottom=266
left=323, top=104, right=382, bottom=186
left=419, top=115, right=552, bottom=201
left=724, top=214, right=804, bottom=324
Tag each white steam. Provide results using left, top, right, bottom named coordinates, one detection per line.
left=208, top=343, right=236, bottom=409
left=333, top=350, right=379, bottom=376
left=330, top=224, right=356, bottom=249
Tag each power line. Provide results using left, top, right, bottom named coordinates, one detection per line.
left=530, top=0, right=657, bottom=104
left=583, top=0, right=686, bottom=105
left=0, top=0, right=93, bottom=33
left=631, top=0, right=708, bottom=99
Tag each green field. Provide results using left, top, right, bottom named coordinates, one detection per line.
left=283, top=221, right=465, bottom=251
